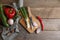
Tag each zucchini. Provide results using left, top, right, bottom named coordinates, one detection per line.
left=0, top=5, right=9, bottom=27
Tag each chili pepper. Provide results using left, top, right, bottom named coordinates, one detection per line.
left=37, top=16, right=44, bottom=31
left=4, top=7, right=16, bottom=19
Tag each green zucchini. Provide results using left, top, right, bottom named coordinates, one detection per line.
left=0, top=5, right=9, bottom=27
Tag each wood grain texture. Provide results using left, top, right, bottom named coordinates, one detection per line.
left=0, top=0, right=18, bottom=4
left=24, top=0, right=60, bottom=7
left=31, top=7, right=60, bottom=18
left=14, top=31, right=60, bottom=40
left=1, top=0, right=60, bottom=40
left=42, top=19, right=60, bottom=31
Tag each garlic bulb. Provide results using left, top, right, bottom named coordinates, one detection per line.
left=36, top=28, right=41, bottom=34
left=8, top=19, right=14, bottom=25
left=33, top=22, right=38, bottom=28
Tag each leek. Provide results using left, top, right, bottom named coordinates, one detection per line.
left=20, top=7, right=30, bottom=28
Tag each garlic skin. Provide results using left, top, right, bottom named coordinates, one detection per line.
left=8, top=19, right=14, bottom=25
left=36, top=28, right=41, bottom=34
left=33, top=22, right=38, bottom=27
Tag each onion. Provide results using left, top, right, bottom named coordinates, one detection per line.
left=36, top=28, right=41, bottom=34
left=8, top=19, right=14, bottom=25
left=33, top=22, right=38, bottom=28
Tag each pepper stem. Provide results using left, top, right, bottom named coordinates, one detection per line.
left=9, top=9, right=13, bottom=13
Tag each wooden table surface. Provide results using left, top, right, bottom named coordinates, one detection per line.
left=1, top=0, right=60, bottom=40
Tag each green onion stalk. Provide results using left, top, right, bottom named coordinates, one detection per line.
left=13, top=3, right=19, bottom=21
left=20, top=7, right=30, bottom=28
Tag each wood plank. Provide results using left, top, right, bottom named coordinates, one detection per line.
left=24, top=0, right=60, bottom=7
left=42, top=19, right=60, bottom=31
left=30, top=7, right=60, bottom=18
left=14, top=31, right=60, bottom=40
left=0, top=0, right=18, bottom=4
left=1, top=0, right=60, bottom=7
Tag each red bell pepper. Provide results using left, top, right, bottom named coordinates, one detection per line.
left=4, top=7, right=16, bottom=18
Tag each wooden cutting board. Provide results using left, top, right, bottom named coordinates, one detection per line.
left=19, top=7, right=41, bottom=33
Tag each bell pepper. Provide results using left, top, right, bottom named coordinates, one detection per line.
left=4, top=7, right=16, bottom=18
